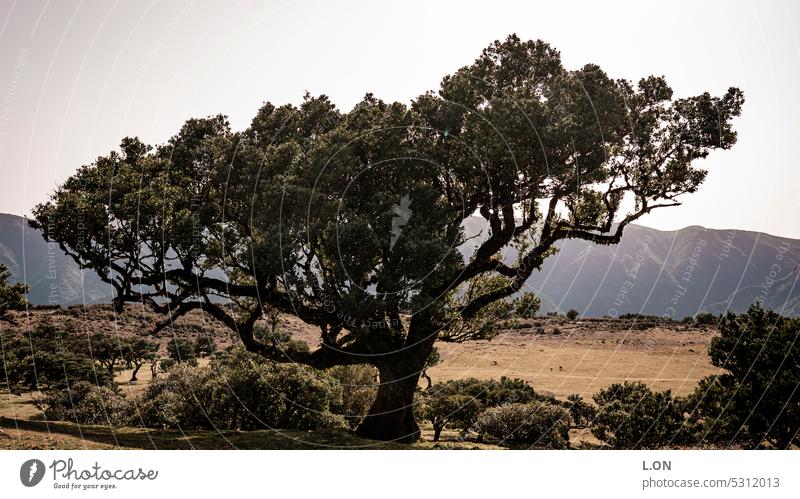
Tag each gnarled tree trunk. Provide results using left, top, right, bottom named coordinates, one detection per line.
left=355, top=321, right=436, bottom=443
left=355, top=360, right=423, bottom=443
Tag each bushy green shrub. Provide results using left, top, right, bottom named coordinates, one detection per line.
left=327, top=365, right=378, bottom=428
left=416, top=385, right=484, bottom=441
left=514, top=293, right=541, bottom=319
left=1, top=323, right=112, bottom=393
left=416, top=377, right=551, bottom=441
left=591, top=381, right=684, bottom=449
left=167, top=338, right=197, bottom=365
left=566, top=309, right=579, bottom=321
left=136, top=349, right=345, bottom=431
left=566, top=394, right=596, bottom=428
left=37, top=381, right=132, bottom=425
left=194, top=336, right=217, bottom=357
left=475, top=401, right=570, bottom=448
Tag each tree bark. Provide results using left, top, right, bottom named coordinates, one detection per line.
left=130, top=363, right=142, bottom=382
left=355, top=359, right=424, bottom=443
left=433, top=422, right=444, bottom=442
left=355, top=317, right=437, bottom=443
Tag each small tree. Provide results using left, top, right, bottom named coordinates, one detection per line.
left=90, top=333, right=127, bottom=378
left=123, top=337, right=159, bottom=381
left=416, top=381, right=485, bottom=441
left=167, top=338, right=197, bottom=366
left=566, top=393, right=596, bottom=428
left=566, top=309, right=580, bottom=321
left=0, top=264, right=27, bottom=324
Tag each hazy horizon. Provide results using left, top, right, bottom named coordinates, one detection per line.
left=1, top=0, right=798, bottom=236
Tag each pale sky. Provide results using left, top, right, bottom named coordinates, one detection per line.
left=0, top=0, right=798, bottom=237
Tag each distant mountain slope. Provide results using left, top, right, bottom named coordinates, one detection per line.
left=2, top=212, right=798, bottom=316
left=0, top=213, right=110, bottom=305
left=462, top=218, right=800, bottom=318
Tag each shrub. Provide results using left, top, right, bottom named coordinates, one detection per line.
left=159, top=358, right=177, bottom=371
left=417, top=377, right=550, bottom=441
left=566, top=394, right=596, bottom=428
left=136, top=363, right=217, bottom=429
left=167, top=338, right=197, bottom=365
left=37, top=382, right=132, bottom=425
left=566, top=309, right=579, bottom=321
left=194, top=336, right=217, bottom=358
left=591, top=381, right=684, bottom=449
left=513, top=293, right=541, bottom=319
left=1, top=323, right=112, bottom=393
left=475, top=401, right=570, bottom=448
left=327, top=365, right=378, bottom=428
left=683, top=304, right=800, bottom=448
left=137, top=349, right=345, bottom=431
left=416, top=383, right=484, bottom=441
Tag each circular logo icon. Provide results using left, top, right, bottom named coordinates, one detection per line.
left=20, top=459, right=45, bottom=487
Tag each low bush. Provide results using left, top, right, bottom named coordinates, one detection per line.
left=37, top=382, right=132, bottom=426
left=417, top=377, right=553, bottom=441
left=136, top=349, right=345, bottom=431
left=1, top=323, right=113, bottom=393
left=591, top=381, right=685, bottom=449
left=475, top=401, right=570, bottom=448
left=327, top=365, right=378, bottom=428
left=566, top=394, right=596, bottom=428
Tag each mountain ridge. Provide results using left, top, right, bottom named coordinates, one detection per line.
left=1, top=212, right=798, bottom=317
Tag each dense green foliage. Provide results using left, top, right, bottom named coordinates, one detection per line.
left=0, top=264, right=27, bottom=324
left=475, top=401, right=571, bottom=449
left=416, top=377, right=553, bottom=440
left=136, top=349, right=345, bottom=431
left=591, top=381, right=684, bottom=449
left=167, top=338, right=197, bottom=366
left=1, top=323, right=112, bottom=393
left=683, top=304, right=799, bottom=448
left=37, top=381, right=132, bottom=425
left=566, top=393, right=596, bottom=428
left=327, top=365, right=379, bottom=429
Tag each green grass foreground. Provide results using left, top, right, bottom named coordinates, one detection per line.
left=0, top=417, right=502, bottom=450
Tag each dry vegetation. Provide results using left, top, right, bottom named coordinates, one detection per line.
left=0, top=306, right=719, bottom=449
left=430, top=316, right=720, bottom=399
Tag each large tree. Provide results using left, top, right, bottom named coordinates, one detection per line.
left=30, top=35, right=743, bottom=442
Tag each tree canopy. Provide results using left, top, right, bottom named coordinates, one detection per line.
left=30, top=35, right=743, bottom=441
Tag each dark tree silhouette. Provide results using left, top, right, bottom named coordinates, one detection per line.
left=30, top=35, right=743, bottom=442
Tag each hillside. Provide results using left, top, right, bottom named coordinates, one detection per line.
left=2, top=212, right=798, bottom=316
left=461, top=218, right=799, bottom=317
left=0, top=213, right=109, bottom=305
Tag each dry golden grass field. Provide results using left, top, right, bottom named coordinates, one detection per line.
left=0, top=306, right=720, bottom=449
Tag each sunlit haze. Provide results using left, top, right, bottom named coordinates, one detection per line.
left=1, top=0, right=798, bottom=236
